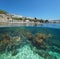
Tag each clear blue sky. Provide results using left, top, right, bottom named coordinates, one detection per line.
left=0, top=0, right=60, bottom=20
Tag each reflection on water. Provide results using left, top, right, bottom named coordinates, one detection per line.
left=0, top=27, right=60, bottom=59
left=38, top=23, right=60, bottom=29
left=0, top=23, right=60, bottom=29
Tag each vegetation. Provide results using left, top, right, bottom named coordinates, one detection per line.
left=34, top=17, right=37, bottom=20
left=0, top=15, right=3, bottom=18
left=0, top=10, right=50, bottom=23
left=39, top=19, right=44, bottom=23
left=12, top=17, right=22, bottom=20
left=0, top=10, right=8, bottom=14
left=45, top=20, right=49, bottom=23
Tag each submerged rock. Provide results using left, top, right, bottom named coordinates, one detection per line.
left=32, top=33, right=50, bottom=50
left=11, top=49, right=18, bottom=56
left=0, top=33, right=22, bottom=54
left=48, top=34, right=52, bottom=38
left=35, top=33, right=46, bottom=40
left=10, top=36, right=21, bottom=43
left=26, top=32, right=33, bottom=40
left=36, top=50, right=57, bottom=59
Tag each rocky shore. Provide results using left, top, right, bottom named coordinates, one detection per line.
left=0, top=22, right=43, bottom=27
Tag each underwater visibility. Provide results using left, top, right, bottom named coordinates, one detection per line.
left=0, top=25, right=60, bottom=59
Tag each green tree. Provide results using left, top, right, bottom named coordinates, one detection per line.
left=39, top=19, right=44, bottom=23
left=0, top=10, right=8, bottom=14
left=34, top=17, right=37, bottom=20
left=12, top=17, right=21, bottom=20
left=34, top=17, right=37, bottom=22
left=45, top=20, right=49, bottom=23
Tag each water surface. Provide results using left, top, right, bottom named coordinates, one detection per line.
left=0, top=24, right=60, bottom=59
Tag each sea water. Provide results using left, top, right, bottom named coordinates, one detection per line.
left=0, top=24, right=60, bottom=59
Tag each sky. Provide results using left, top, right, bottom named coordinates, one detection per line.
left=0, top=0, right=60, bottom=20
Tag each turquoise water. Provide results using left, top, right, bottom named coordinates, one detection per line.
left=37, top=23, right=60, bottom=29
left=0, top=24, right=60, bottom=59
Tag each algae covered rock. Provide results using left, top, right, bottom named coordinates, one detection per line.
left=26, top=32, right=52, bottom=50
left=0, top=33, right=22, bottom=54
left=35, top=33, right=46, bottom=40
left=10, top=36, right=21, bottom=43
left=26, top=32, right=33, bottom=39
left=11, top=49, right=18, bottom=56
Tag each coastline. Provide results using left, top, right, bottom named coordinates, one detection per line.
left=0, top=22, right=43, bottom=27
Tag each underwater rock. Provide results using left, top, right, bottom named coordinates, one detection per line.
left=0, top=34, right=11, bottom=52
left=0, top=33, right=10, bottom=45
left=36, top=50, right=57, bottom=59
left=35, top=33, right=46, bottom=40
left=48, top=34, right=52, bottom=38
left=44, top=55, right=57, bottom=59
left=26, top=32, right=50, bottom=50
left=52, top=42, right=60, bottom=49
left=26, top=32, right=35, bottom=44
left=7, top=36, right=21, bottom=50
left=50, top=46, right=60, bottom=54
left=26, top=32, right=33, bottom=39
left=35, top=37, right=43, bottom=44
left=11, top=36, right=21, bottom=42
left=11, top=49, right=18, bottom=56
left=1, top=38, right=10, bottom=45
left=32, top=33, right=49, bottom=49
left=0, top=34, right=22, bottom=54
left=0, top=44, right=5, bottom=52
